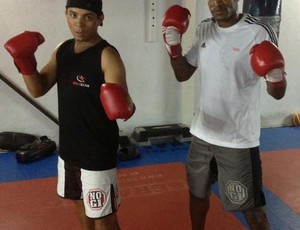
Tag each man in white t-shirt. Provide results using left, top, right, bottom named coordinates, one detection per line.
left=162, top=1, right=286, bottom=229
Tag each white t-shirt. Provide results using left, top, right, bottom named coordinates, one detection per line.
left=185, top=14, right=278, bottom=148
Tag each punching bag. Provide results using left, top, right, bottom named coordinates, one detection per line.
left=243, top=0, right=282, bottom=38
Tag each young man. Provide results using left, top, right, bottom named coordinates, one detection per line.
left=4, top=0, right=135, bottom=229
left=162, top=1, right=286, bottom=230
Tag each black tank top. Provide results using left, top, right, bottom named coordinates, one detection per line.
left=56, top=39, right=119, bottom=170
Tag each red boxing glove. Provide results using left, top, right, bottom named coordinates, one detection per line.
left=162, top=5, right=190, bottom=59
left=100, top=83, right=135, bottom=121
left=4, top=31, right=45, bottom=75
left=250, top=41, right=287, bottom=95
left=250, top=40, right=285, bottom=79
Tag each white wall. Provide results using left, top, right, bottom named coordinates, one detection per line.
left=0, top=0, right=299, bottom=144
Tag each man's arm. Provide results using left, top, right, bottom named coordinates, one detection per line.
left=23, top=50, right=58, bottom=98
left=100, top=46, right=135, bottom=120
left=4, top=31, right=58, bottom=98
left=170, top=55, right=197, bottom=82
left=162, top=5, right=196, bottom=82
left=266, top=74, right=286, bottom=100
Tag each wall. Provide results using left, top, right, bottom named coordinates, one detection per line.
left=0, top=0, right=299, bottom=144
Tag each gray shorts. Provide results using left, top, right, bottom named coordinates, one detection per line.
left=186, top=136, right=266, bottom=211
left=57, top=157, right=120, bottom=218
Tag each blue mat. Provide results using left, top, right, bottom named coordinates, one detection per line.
left=0, top=150, right=58, bottom=183
left=260, top=126, right=300, bottom=151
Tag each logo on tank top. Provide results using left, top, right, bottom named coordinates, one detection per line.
left=87, top=189, right=107, bottom=210
left=73, top=74, right=90, bottom=88
left=225, top=180, right=248, bottom=204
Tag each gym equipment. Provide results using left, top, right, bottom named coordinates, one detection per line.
left=118, top=135, right=140, bottom=161
left=292, top=113, right=300, bottom=126
left=130, top=123, right=192, bottom=146
left=243, top=0, right=282, bottom=38
left=16, top=136, right=57, bottom=163
left=0, top=132, right=37, bottom=151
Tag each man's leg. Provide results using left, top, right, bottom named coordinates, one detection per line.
left=242, top=207, right=270, bottom=230
left=189, top=192, right=210, bottom=230
left=186, top=137, right=214, bottom=230
left=74, top=200, right=121, bottom=230
left=74, top=200, right=95, bottom=230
